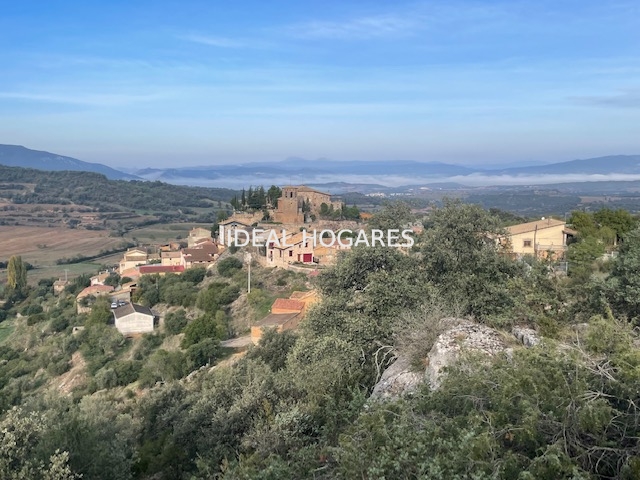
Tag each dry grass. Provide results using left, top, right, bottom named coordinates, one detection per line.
left=0, top=226, right=124, bottom=265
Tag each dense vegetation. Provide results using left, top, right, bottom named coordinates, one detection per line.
left=1, top=201, right=640, bottom=479
left=0, top=165, right=237, bottom=210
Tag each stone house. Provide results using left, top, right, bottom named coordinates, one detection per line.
left=138, top=265, right=185, bottom=276
left=218, top=219, right=253, bottom=246
left=188, top=227, right=212, bottom=247
left=118, top=248, right=148, bottom=274
left=76, top=285, right=115, bottom=313
left=266, top=232, right=315, bottom=268
left=273, top=185, right=341, bottom=224
left=180, top=240, right=219, bottom=269
left=160, top=251, right=182, bottom=266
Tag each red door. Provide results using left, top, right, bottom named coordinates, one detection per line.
left=303, top=253, right=312, bottom=263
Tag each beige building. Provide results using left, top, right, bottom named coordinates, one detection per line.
left=76, top=285, right=115, bottom=313
left=118, top=248, right=148, bottom=274
left=505, top=218, right=576, bottom=259
left=161, top=251, right=182, bottom=266
left=273, top=185, right=341, bottom=224
left=113, top=303, right=155, bottom=336
left=266, top=231, right=315, bottom=268
left=180, top=240, right=220, bottom=269
left=188, top=227, right=212, bottom=247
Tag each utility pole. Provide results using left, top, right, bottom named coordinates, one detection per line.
left=244, top=252, right=252, bottom=294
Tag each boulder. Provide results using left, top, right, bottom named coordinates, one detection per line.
left=370, top=354, right=423, bottom=401
left=426, top=319, right=507, bottom=390
left=512, top=326, right=541, bottom=347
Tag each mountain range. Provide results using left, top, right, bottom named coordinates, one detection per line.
left=2, top=144, right=640, bottom=190
left=0, top=144, right=139, bottom=180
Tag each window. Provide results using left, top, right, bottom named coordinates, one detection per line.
left=289, top=250, right=293, bottom=257
left=523, top=240, right=532, bottom=248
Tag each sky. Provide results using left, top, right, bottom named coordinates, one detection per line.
left=0, top=0, right=639, bottom=169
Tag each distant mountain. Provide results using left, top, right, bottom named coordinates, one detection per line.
left=134, top=159, right=477, bottom=188
left=0, top=144, right=139, bottom=180
left=135, top=155, right=640, bottom=188
left=496, top=155, right=640, bottom=176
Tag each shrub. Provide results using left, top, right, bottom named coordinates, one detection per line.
left=218, top=257, right=243, bottom=277
left=50, top=315, right=70, bottom=333
left=165, top=309, right=188, bottom=335
left=27, top=313, right=46, bottom=325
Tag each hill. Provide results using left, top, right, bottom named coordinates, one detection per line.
left=0, top=164, right=236, bottom=211
left=0, top=144, right=139, bottom=180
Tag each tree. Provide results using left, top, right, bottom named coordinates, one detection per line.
left=368, top=202, right=413, bottom=230
left=0, top=407, right=80, bottom=480
left=165, top=309, right=188, bottom=335
left=7, top=255, right=27, bottom=292
left=419, top=199, right=522, bottom=319
left=267, top=185, right=282, bottom=207
left=181, top=312, right=224, bottom=348
left=607, top=227, right=640, bottom=320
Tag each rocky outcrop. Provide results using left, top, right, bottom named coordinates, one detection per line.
left=426, top=319, right=508, bottom=390
left=371, top=319, right=514, bottom=399
left=512, top=326, right=541, bottom=347
left=369, top=354, right=423, bottom=401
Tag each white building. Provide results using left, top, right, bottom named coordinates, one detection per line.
left=113, top=303, right=155, bottom=335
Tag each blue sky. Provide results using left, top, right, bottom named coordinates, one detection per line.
left=0, top=0, right=638, bottom=168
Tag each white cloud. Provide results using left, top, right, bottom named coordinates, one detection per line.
left=0, top=91, right=165, bottom=107
left=179, top=33, right=248, bottom=48
left=287, top=13, right=421, bottom=40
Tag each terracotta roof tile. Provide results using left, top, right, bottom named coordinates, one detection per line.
left=139, top=265, right=185, bottom=274
left=77, top=285, right=114, bottom=298
left=506, top=218, right=565, bottom=236
left=271, top=298, right=305, bottom=312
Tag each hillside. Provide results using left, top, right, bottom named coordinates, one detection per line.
left=0, top=144, right=139, bottom=180
left=1, top=201, right=640, bottom=479
left=0, top=164, right=237, bottom=211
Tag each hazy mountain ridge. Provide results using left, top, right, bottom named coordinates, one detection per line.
left=4, top=144, right=640, bottom=190
left=133, top=155, right=640, bottom=188
left=0, top=144, right=139, bottom=180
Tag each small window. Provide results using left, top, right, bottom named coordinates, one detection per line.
left=289, top=250, right=293, bottom=257
left=523, top=240, right=532, bottom=248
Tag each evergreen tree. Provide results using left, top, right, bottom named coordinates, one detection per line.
left=7, top=255, right=27, bottom=292
left=607, top=227, right=640, bottom=320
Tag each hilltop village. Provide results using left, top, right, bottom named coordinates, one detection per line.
left=1, top=187, right=638, bottom=479
left=63, top=185, right=580, bottom=342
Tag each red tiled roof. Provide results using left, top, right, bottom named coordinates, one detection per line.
left=120, top=267, right=141, bottom=279
left=77, top=285, right=114, bottom=298
left=190, top=242, right=219, bottom=254
left=182, top=249, right=215, bottom=263
left=139, top=265, right=185, bottom=274
left=271, top=298, right=305, bottom=312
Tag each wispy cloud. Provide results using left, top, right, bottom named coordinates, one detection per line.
left=0, top=91, right=165, bottom=107
left=570, top=88, right=640, bottom=109
left=286, top=13, right=421, bottom=40
left=180, top=33, right=245, bottom=48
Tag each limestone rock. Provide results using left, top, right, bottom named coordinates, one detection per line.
left=370, top=354, right=423, bottom=401
left=512, top=326, right=541, bottom=347
left=426, top=320, right=507, bottom=390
